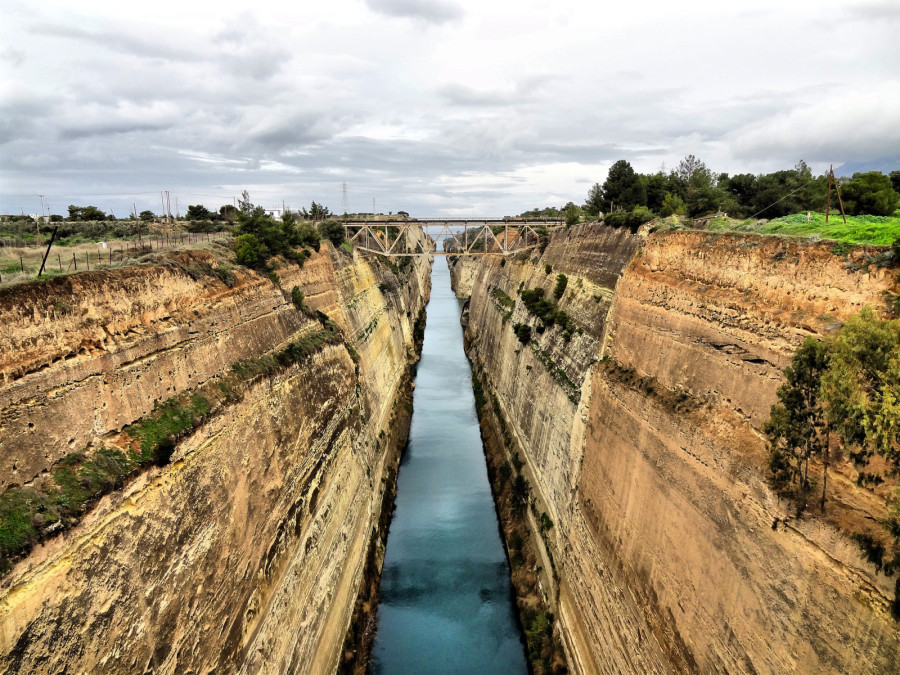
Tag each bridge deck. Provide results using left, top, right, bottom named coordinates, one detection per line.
left=343, top=220, right=554, bottom=257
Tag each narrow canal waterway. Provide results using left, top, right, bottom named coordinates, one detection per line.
left=371, top=259, right=527, bottom=674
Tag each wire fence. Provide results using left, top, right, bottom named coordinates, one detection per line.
left=0, top=231, right=233, bottom=286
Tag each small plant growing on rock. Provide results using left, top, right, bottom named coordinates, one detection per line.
left=553, top=274, right=568, bottom=300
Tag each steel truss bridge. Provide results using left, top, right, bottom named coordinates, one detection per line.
left=342, top=219, right=563, bottom=257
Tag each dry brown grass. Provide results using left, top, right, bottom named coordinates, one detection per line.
left=0, top=233, right=231, bottom=288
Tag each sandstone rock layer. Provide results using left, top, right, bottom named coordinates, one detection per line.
left=452, top=226, right=900, bottom=674
left=0, top=243, right=431, bottom=674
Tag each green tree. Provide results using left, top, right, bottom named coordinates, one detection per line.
left=890, top=170, right=900, bottom=195
left=584, top=183, right=603, bottom=217
left=238, top=190, right=253, bottom=217
left=671, top=155, right=726, bottom=217
left=234, top=233, right=265, bottom=268
left=138, top=210, right=155, bottom=222
left=726, top=173, right=759, bottom=215
left=553, top=274, right=568, bottom=300
left=186, top=204, right=213, bottom=221
left=219, top=204, right=238, bottom=223
left=765, top=338, right=829, bottom=511
left=601, top=160, right=646, bottom=212
left=67, top=205, right=107, bottom=221
left=318, top=220, right=345, bottom=247
left=564, top=202, right=581, bottom=226
left=305, top=201, right=331, bottom=220
left=644, top=172, right=668, bottom=212
left=841, top=172, right=900, bottom=216
left=659, top=193, right=685, bottom=217
left=820, top=307, right=900, bottom=469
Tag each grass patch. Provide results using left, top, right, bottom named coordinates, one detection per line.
left=705, top=211, right=900, bottom=246
left=0, top=446, right=146, bottom=573
left=602, top=358, right=701, bottom=413
left=124, top=394, right=210, bottom=461
left=531, top=344, right=579, bottom=403
left=231, top=327, right=342, bottom=379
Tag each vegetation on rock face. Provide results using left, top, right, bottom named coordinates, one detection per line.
left=125, top=394, right=211, bottom=461
left=513, top=323, right=532, bottom=345
left=766, top=307, right=900, bottom=599
left=0, top=392, right=212, bottom=574
left=553, top=274, right=568, bottom=300
left=765, top=338, right=829, bottom=509
left=0, top=304, right=347, bottom=577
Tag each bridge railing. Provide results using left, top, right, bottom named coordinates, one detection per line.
left=343, top=220, right=561, bottom=257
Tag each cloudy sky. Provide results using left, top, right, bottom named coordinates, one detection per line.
left=1, top=0, right=898, bottom=217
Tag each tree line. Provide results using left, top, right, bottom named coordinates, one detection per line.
left=582, top=157, right=900, bottom=230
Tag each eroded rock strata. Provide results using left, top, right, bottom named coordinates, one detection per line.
left=451, top=225, right=900, bottom=674
left=0, top=243, right=431, bottom=674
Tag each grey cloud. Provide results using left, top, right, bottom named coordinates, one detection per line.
left=438, top=74, right=554, bottom=107
left=31, top=23, right=202, bottom=62
left=247, top=113, right=341, bottom=149
left=364, top=0, right=464, bottom=24
left=847, top=2, right=900, bottom=22
left=438, top=83, right=521, bottom=107
left=59, top=120, right=173, bottom=141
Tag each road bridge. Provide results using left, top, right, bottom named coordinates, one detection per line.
left=341, top=218, right=563, bottom=256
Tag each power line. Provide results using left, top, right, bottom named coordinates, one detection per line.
left=745, top=176, right=820, bottom=221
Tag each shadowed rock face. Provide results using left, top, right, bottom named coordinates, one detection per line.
left=0, top=242, right=432, bottom=674
left=451, top=226, right=900, bottom=675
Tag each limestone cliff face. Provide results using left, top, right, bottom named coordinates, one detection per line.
left=452, top=227, right=900, bottom=674
left=0, top=244, right=431, bottom=674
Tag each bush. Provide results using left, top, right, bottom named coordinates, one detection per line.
left=553, top=274, right=568, bottom=300
left=291, top=286, right=305, bottom=310
left=514, top=323, right=532, bottom=345
left=235, top=233, right=266, bottom=268
left=318, top=220, right=346, bottom=247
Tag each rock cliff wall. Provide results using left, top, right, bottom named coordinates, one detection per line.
left=0, top=243, right=431, bottom=673
left=452, top=226, right=900, bottom=674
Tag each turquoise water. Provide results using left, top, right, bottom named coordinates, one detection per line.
left=370, top=259, right=527, bottom=674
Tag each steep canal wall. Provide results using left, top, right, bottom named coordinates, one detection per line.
left=451, top=225, right=900, bottom=674
left=0, top=243, right=431, bottom=674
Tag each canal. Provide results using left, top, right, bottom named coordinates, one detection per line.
left=370, top=258, right=527, bottom=673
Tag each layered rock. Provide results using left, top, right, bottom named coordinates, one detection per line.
left=452, top=226, right=900, bottom=674
left=0, top=243, right=431, bottom=674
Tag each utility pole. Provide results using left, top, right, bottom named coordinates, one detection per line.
left=824, top=164, right=847, bottom=224
left=341, top=182, right=349, bottom=217
left=175, top=196, right=180, bottom=220
left=160, top=191, right=166, bottom=222
left=36, top=195, right=44, bottom=243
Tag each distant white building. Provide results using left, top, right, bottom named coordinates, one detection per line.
left=264, top=209, right=282, bottom=221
